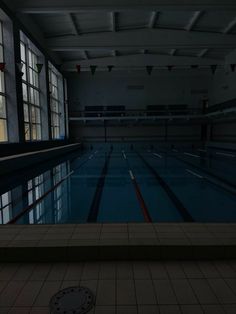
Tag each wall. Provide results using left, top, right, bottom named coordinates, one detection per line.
left=67, top=70, right=209, bottom=142
left=207, top=68, right=236, bottom=147
left=68, top=70, right=210, bottom=111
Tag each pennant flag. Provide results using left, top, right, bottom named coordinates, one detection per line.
left=90, top=65, right=97, bottom=75
left=191, top=65, right=199, bottom=69
left=146, top=66, right=153, bottom=75
left=108, top=65, right=114, bottom=72
left=211, top=64, right=217, bottom=75
left=16, top=62, right=24, bottom=76
left=230, top=64, right=236, bottom=72
left=76, top=65, right=81, bottom=73
left=36, top=63, right=43, bottom=73
left=0, top=62, right=5, bottom=72
left=16, top=62, right=23, bottom=72
left=167, top=65, right=174, bottom=72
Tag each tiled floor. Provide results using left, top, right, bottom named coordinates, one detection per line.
left=1, top=260, right=236, bottom=313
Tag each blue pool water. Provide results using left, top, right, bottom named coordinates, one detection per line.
left=0, top=144, right=236, bottom=224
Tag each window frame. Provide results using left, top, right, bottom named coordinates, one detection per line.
left=21, top=40, right=42, bottom=142
left=49, top=63, right=61, bottom=140
left=0, top=20, right=8, bottom=143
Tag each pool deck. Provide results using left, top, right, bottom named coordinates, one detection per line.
left=1, top=223, right=236, bottom=262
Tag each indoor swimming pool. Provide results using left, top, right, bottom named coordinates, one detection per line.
left=0, top=144, right=236, bottom=224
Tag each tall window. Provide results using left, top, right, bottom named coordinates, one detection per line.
left=0, top=191, right=12, bottom=224
left=21, top=40, right=42, bottom=141
left=28, top=174, right=45, bottom=224
left=0, top=21, right=8, bottom=142
left=49, top=63, right=61, bottom=139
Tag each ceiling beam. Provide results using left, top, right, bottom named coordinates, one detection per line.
left=170, top=48, right=177, bottom=56
left=148, top=11, right=159, bottom=28
left=13, top=0, right=236, bottom=13
left=223, top=17, right=236, bottom=34
left=185, top=11, right=203, bottom=31
left=67, top=13, right=80, bottom=35
left=198, top=48, right=209, bottom=57
left=83, top=50, right=89, bottom=59
left=110, top=11, right=118, bottom=32
left=46, top=28, right=236, bottom=51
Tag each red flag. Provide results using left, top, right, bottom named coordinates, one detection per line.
left=0, top=62, right=6, bottom=72
left=230, top=64, right=236, bottom=72
left=76, top=65, right=81, bottom=73
left=108, top=65, right=114, bottom=72
left=211, top=65, right=217, bottom=75
left=146, top=66, right=153, bottom=75
left=36, top=63, right=43, bottom=73
left=90, top=65, right=97, bottom=75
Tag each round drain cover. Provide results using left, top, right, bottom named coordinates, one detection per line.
left=50, top=286, right=95, bottom=314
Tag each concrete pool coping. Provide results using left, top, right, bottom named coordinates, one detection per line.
left=0, top=223, right=236, bottom=261
left=0, top=143, right=80, bottom=176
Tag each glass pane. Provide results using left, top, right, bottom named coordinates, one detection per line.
left=0, top=96, right=6, bottom=118
left=22, top=64, right=27, bottom=81
left=3, top=206, right=10, bottom=224
left=20, top=42, right=26, bottom=62
left=32, top=124, right=37, bottom=140
left=31, top=106, right=36, bottom=123
left=24, top=104, right=29, bottom=122
left=0, top=45, right=3, bottom=61
left=36, top=124, right=41, bottom=139
left=24, top=123, right=30, bottom=141
left=0, top=118, right=7, bottom=142
left=35, top=90, right=40, bottom=106
left=1, top=192, right=9, bottom=207
left=35, top=107, right=41, bottom=123
left=0, top=22, right=3, bottom=44
left=0, top=71, right=4, bottom=93
left=22, top=83, right=28, bottom=101
left=29, top=87, right=34, bottom=104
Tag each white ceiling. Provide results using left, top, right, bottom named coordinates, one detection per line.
left=6, top=0, right=236, bottom=71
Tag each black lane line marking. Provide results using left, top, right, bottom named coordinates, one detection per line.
left=173, top=154, right=236, bottom=192
left=7, top=152, right=98, bottom=224
left=123, top=151, right=152, bottom=222
left=173, top=155, right=236, bottom=195
left=87, top=149, right=113, bottom=222
left=137, top=152, right=194, bottom=222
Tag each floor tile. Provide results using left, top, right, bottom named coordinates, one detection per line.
left=99, top=262, right=116, bottom=279
left=96, top=280, right=116, bottom=306
left=14, top=281, right=43, bottom=307
left=133, top=262, right=151, bottom=279
left=116, top=305, right=138, bottom=314
left=180, top=305, right=204, bottom=314
left=117, top=262, right=133, bottom=279
left=189, top=279, right=219, bottom=304
left=153, top=280, right=177, bottom=305
left=148, top=262, right=169, bottom=279
left=159, top=305, right=181, bottom=314
left=135, top=279, right=156, bottom=305
left=0, top=281, right=25, bottom=307
left=202, top=304, right=225, bottom=314
left=94, top=306, right=116, bottom=314
left=117, top=280, right=136, bottom=305
left=207, top=278, right=236, bottom=304
left=171, top=279, right=198, bottom=304
left=33, top=281, right=61, bottom=307
left=138, top=305, right=159, bottom=313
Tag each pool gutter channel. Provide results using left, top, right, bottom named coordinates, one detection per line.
left=1, top=223, right=236, bottom=262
